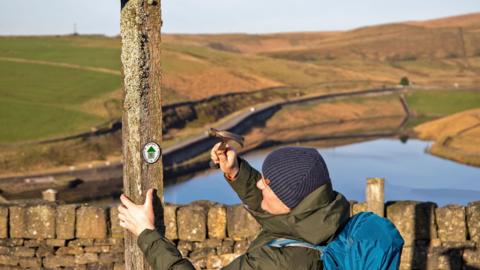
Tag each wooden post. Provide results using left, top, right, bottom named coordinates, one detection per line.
left=120, top=0, right=163, bottom=269
left=42, top=189, right=57, bottom=202
left=366, top=177, right=384, bottom=217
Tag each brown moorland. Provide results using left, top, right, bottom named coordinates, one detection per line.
left=414, top=108, right=480, bottom=166
left=161, top=12, right=480, bottom=100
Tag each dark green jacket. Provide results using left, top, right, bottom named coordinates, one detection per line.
left=137, top=157, right=350, bottom=270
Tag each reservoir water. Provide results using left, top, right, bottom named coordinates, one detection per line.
left=164, top=139, right=480, bottom=206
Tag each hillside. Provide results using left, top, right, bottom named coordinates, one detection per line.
left=414, top=108, right=480, bottom=166
left=171, top=13, right=480, bottom=87
left=0, top=12, right=479, bottom=145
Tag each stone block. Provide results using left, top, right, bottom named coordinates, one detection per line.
left=386, top=201, right=437, bottom=245
left=56, top=246, right=84, bottom=255
left=11, top=246, right=35, bottom=257
left=206, top=254, right=222, bottom=269
left=56, top=204, right=77, bottom=239
left=86, top=262, right=114, bottom=270
left=85, top=245, right=111, bottom=253
left=191, top=256, right=207, bottom=270
left=352, top=202, right=367, bottom=216
left=75, top=253, right=99, bottom=264
left=0, top=207, right=8, bottom=238
left=435, top=204, right=466, bottom=242
left=227, top=205, right=260, bottom=241
left=441, top=240, right=475, bottom=249
left=233, top=240, right=250, bottom=254
left=35, top=244, right=54, bottom=257
left=98, top=253, right=124, bottom=264
left=398, top=245, right=429, bottom=270
left=0, top=239, right=23, bottom=246
left=9, top=205, right=56, bottom=239
left=193, top=239, right=222, bottom=250
left=0, top=255, right=19, bottom=266
left=427, top=243, right=464, bottom=270
left=110, top=244, right=125, bottom=253
left=177, top=240, right=193, bottom=257
left=189, top=247, right=215, bottom=260
left=24, top=239, right=45, bottom=247
left=76, top=206, right=107, bottom=239
left=466, top=201, right=480, bottom=243
left=43, top=255, right=76, bottom=268
left=219, top=253, right=241, bottom=267
left=0, top=246, right=10, bottom=255
left=18, top=257, right=41, bottom=268
left=164, top=204, right=178, bottom=240
left=463, top=245, right=480, bottom=268
left=217, top=239, right=234, bottom=255
left=46, top=239, right=66, bottom=247
left=177, top=205, right=206, bottom=241
left=94, top=238, right=123, bottom=246
left=109, top=206, right=123, bottom=239
left=68, top=239, right=94, bottom=246
left=208, top=204, right=227, bottom=239
left=114, top=262, right=126, bottom=270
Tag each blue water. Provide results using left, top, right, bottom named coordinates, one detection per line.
left=164, top=139, right=480, bottom=206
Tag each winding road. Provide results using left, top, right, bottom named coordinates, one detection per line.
left=0, top=86, right=407, bottom=202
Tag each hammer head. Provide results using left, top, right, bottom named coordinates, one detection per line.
left=208, top=128, right=244, bottom=149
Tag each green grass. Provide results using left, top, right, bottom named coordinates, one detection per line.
left=405, top=89, right=480, bottom=116
left=0, top=36, right=121, bottom=70
left=0, top=61, right=120, bottom=105
left=0, top=99, right=103, bottom=143
left=0, top=60, right=120, bottom=143
left=404, top=115, right=438, bottom=130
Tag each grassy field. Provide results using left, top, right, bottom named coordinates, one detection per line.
left=405, top=89, right=480, bottom=117
left=0, top=60, right=120, bottom=143
left=0, top=36, right=121, bottom=70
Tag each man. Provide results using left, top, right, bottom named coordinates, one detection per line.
left=118, top=143, right=350, bottom=269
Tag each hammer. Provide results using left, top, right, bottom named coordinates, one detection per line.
left=208, top=128, right=244, bottom=169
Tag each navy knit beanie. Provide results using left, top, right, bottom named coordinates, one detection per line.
left=261, top=146, right=331, bottom=209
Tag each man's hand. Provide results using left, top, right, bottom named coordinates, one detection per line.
left=118, top=188, right=156, bottom=236
left=210, top=142, right=239, bottom=180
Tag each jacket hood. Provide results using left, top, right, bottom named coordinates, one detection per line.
left=248, top=182, right=350, bottom=245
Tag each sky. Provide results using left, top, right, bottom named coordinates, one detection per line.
left=0, top=0, right=479, bottom=36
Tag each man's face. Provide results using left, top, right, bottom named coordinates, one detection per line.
left=256, top=176, right=291, bottom=215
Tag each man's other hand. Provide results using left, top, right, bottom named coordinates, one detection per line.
left=210, top=142, right=239, bottom=180
left=118, top=188, right=156, bottom=236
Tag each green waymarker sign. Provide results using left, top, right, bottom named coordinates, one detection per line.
left=147, top=146, right=156, bottom=159
left=143, top=142, right=161, bottom=164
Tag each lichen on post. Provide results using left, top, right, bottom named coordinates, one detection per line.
left=120, top=0, right=163, bottom=269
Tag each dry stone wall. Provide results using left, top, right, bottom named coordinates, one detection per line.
left=0, top=200, right=478, bottom=269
